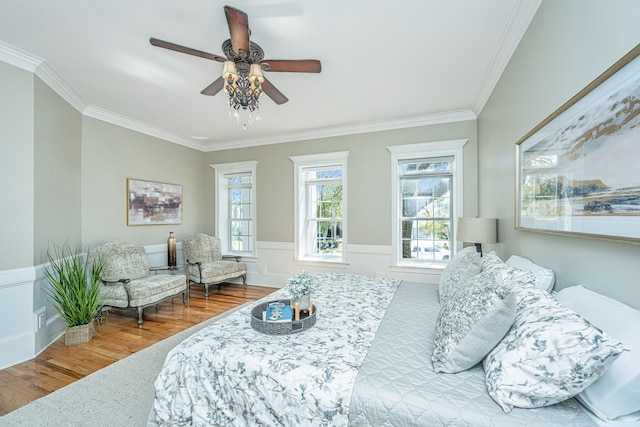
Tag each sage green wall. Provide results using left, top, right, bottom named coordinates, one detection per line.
left=0, top=62, right=34, bottom=270
left=81, top=118, right=208, bottom=247
left=34, top=77, right=83, bottom=262
left=204, top=120, right=478, bottom=245
left=478, top=0, right=640, bottom=308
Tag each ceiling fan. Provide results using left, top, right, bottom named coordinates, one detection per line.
left=150, top=5, right=321, bottom=107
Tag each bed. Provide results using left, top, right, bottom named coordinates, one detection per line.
left=147, top=253, right=638, bottom=426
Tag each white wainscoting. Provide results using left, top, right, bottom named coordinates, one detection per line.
left=0, top=266, right=36, bottom=370
left=246, top=241, right=443, bottom=287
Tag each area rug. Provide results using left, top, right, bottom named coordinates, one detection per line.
left=0, top=304, right=249, bottom=427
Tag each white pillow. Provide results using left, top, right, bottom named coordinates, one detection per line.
left=505, top=255, right=555, bottom=292
left=556, top=285, right=640, bottom=422
left=484, top=285, right=624, bottom=413
left=481, top=252, right=538, bottom=289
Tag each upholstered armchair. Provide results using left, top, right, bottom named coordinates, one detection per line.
left=182, top=233, right=247, bottom=298
left=91, top=241, right=188, bottom=327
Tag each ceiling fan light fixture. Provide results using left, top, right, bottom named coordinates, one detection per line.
left=249, top=63, right=265, bottom=83
left=151, top=6, right=320, bottom=130
left=222, top=60, right=238, bottom=80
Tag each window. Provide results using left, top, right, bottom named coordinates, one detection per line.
left=290, top=152, right=348, bottom=263
left=388, top=140, right=466, bottom=267
left=210, top=161, right=257, bottom=257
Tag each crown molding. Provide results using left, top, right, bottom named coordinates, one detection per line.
left=35, top=61, right=88, bottom=112
left=0, top=41, right=88, bottom=112
left=472, top=0, right=542, bottom=115
left=0, top=41, right=42, bottom=72
left=82, top=106, right=205, bottom=151
left=203, top=109, right=477, bottom=152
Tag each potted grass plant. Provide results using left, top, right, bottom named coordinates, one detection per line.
left=44, top=242, right=105, bottom=346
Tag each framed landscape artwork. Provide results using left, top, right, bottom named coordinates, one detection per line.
left=127, top=178, right=183, bottom=226
left=516, top=44, right=640, bottom=243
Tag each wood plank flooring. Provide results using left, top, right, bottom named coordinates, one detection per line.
left=0, top=283, right=277, bottom=416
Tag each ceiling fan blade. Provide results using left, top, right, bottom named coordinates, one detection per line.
left=150, top=37, right=226, bottom=62
left=201, top=77, right=225, bottom=96
left=260, top=59, right=322, bottom=73
left=261, top=78, right=289, bottom=105
left=224, top=6, right=250, bottom=57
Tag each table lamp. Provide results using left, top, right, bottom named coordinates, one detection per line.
left=456, top=217, right=497, bottom=257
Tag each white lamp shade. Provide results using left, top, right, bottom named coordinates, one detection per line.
left=457, top=217, right=497, bottom=244
left=249, top=63, right=264, bottom=82
left=222, top=60, right=238, bottom=80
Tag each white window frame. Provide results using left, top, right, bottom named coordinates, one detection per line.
left=210, top=160, right=257, bottom=258
left=388, top=140, right=467, bottom=269
left=290, top=151, right=349, bottom=265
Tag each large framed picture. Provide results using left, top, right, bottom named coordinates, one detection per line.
left=516, top=44, right=640, bottom=243
left=127, top=178, right=182, bottom=226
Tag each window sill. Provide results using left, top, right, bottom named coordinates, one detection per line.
left=222, top=254, right=257, bottom=261
left=293, top=258, right=350, bottom=269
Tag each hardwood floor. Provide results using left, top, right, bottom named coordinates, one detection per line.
left=0, top=283, right=277, bottom=416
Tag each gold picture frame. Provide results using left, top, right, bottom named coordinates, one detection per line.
left=515, top=44, right=640, bottom=243
left=126, top=178, right=182, bottom=226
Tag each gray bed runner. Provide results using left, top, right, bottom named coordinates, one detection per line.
left=348, top=281, right=597, bottom=427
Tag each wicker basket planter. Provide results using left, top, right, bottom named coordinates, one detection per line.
left=65, top=318, right=95, bottom=346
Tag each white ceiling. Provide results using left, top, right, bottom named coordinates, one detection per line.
left=0, top=0, right=540, bottom=151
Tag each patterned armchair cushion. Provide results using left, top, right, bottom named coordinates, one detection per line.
left=182, top=233, right=223, bottom=264
left=126, top=274, right=187, bottom=307
left=438, top=246, right=482, bottom=303
left=189, top=260, right=246, bottom=283
left=95, top=241, right=149, bottom=282
left=483, top=284, right=624, bottom=413
left=432, top=271, right=517, bottom=373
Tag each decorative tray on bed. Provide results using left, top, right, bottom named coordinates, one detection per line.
left=250, top=299, right=317, bottom=335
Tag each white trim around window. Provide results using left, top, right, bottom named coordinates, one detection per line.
left=388, top=139, right=467, bottom=269
left=210, top=160, right=258, bottom=258
left=290, top=151, right=349, bottom=265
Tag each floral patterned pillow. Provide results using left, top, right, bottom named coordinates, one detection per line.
left=483, top=285, right=624, bottom=413
left=481, top=251, right=538, bottom=289
left=432, top=271, right=517, bottom=373
left=438, top=246, right=482, bottom=302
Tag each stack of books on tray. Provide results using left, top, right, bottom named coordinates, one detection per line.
left=265, top=303, right=292, bottom=322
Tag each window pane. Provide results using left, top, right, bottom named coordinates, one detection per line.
left=230, top=220, right=252, bottom=251
left=230, top=188, right=252, bottom=219
left=433, top=195, right=450, bottom=218
left=400, top=157, right=452, bottom=175
left=398, top=157, right=453, bottom=264
left=304, top=167, right=342, bottom=180
left=228, top=175, right=251, bottom=185
left=402, top=198, right=417, bottom=217
left=400, top=219, right=414, bottom=259
left=311, top=220, right=342, bottom=255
